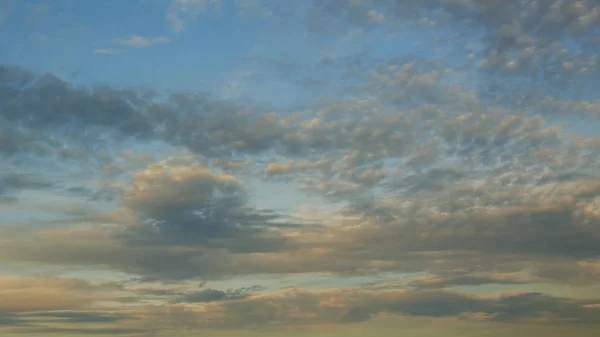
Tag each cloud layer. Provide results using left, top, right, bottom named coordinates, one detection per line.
left=1, top=0, right=600, bottom=336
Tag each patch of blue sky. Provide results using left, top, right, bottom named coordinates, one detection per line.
left=1, top=0, right=474, bottom=108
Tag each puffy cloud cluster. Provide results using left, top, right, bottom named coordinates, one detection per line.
left=304, top=0, right=600, bottom=114
left=120, top=157, right=295, bottom=253
left=2, top=49, right=600, bottom=285
left=1, top=157, right=302, bottom=282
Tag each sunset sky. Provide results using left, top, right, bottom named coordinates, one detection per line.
left=1, top=1, right=600, bottom=336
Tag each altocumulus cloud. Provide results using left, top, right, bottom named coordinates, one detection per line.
left=0, top=1, right=600, bottom=336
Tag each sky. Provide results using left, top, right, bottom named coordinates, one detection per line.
left=1, top=0, right=600, bottom=336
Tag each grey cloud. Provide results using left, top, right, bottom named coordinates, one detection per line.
left=144, top=95, right=285, bottom=157
left=19, top=311, right=131, bottom=324
left=0, top=64, right=37, bottom=88
left=0, top=173, right=52, bottom=191
left=339, top=290, right=600, bottom=325
left=173, top=285, right=264, bottom=303
left=0, top=173, right=53, bottom=202
left=16, top=327, right=144, bottom=335
left=328, top=190, right=600, bottom=285
left=413, top=291, right=598, bottom=324
left=1, top=213, right=297, bottom=284
left=406, top=275, right=530, bottom=290
left=492, top=292, right=600, bottom=324
left=120, top=160, right=294, bottom=255
left=0, top=65, right=154, bottom=159
left=207, top=288, right=600, bottom=327
left=1, top=54, right=576, bottom=168
left=63, top=186, right=123, bottom=202
left=388, top=168, right=466, bottom=193
left=133, top=288, right=181, bottom=297
left=0, top=195, right=17, bottom=204
left=7, top=237, right=232, bottom=282
left=382, top=291, right=491, bottom=318
left=1, top=157, right=304, bottom=281
left=220, top=290, right=325, bottom=327
left=1, top=74, right=153, bottom=135
left=533, top=261, right=600, bottom=286
left=0, top=314, right=24, bottom=327
left=357, top=197, right=600, bottom=259
left=1, top=73, right=289, bottom=163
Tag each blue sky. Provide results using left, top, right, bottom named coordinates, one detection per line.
left=2, top=1, right=255, bottom=89
left=1, top=1, right=600, bottom=337
left=0, top=0, right=450, bottom=107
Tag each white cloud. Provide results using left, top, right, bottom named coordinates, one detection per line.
left=93, top=48, right=123, bottom=55
left=113, top=35, right=170, bottom=48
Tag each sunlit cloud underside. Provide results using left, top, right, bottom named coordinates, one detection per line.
left=1, top=0, right=600, bottom=336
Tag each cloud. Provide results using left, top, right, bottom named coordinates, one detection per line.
left=173, top=285, right=264, bottom=303
left=1, top=274, right=599, bottom=334
left=167, top=0, right=223, bottom=33
left=0, top=276, right=118, bottom=314
left=93, top=48, right=123, bottom=55
left=14, top=326, right=143, bottom=335
left=2, top=51, right=600, bottom=290
left=119, top=157, right=294, bottom=249
left=0, top=65, right=154, bottom=158
left=405, top=273, right=534, bottom=290
left=62, top=185, right=122, bottom=202
left=0, top=225, right=232, bottom=282
left=2, top=1, right=600, bottom=334
left=306, top=0, right=386, bottom=34
left=0, top=173, right=52, bottom=190
left=150, top=287, right=600, bottom=328
left=0, top=173, right=53, bottom=202
left=0, top=156, right=303, bottom=282
left=302, top=0, right=599, bottom=109
left=112, top=35, right=170, bottom=48
left=1, top=59, right=599, bottom=287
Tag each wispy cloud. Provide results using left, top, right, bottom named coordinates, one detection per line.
left=112, top=35, right=170, bottom=48
left=167, top=0, right=222, bottom=33
left=93, top=48, right=123, bottom=55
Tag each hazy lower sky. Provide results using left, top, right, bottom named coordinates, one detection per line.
left=1, top=1, right=600, bottom=336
